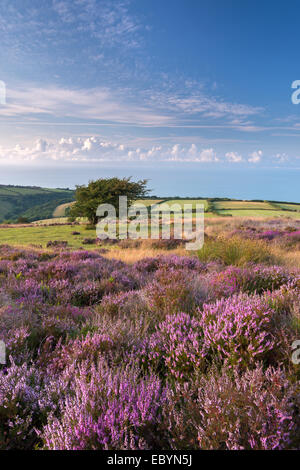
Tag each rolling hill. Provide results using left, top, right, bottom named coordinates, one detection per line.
left=0, top=185, right=75, bottom=222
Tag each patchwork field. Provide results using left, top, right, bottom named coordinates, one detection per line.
left=52, top=198, right=300, bottom=219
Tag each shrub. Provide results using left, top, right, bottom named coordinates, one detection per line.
left=139, top=312, right=205, bottom=380
left=40, top=333, right=115, bottom=374
left=208, top=265, right=294, bottom=299
left=198, top=294, right=276, bottom=369
left=82, top=238, right=97, bottom=245
left=42, top=362, right=166, bottom=450
left=100, top=290, right=148, bottom=318
left=161, top=366, right=300, bottom=450
left=144, top=268, right=199, bottom=316
left=0, top=363, right=45, bottom=449
left=46, top=240, right=68, bottom=248
left=0, top=243, right=299, bottom=450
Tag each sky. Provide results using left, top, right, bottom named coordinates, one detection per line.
left=0, top=0, right=300, bottom=170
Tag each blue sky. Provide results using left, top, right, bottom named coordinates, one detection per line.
left=0, top=0, right=300, bottom=167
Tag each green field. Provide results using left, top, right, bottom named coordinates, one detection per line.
left=273, top=202, right=300, bottom=212
left=0, top=224, right=98, bottom=249
left=164, top=199, right=208, bottom=208
left=213, top=200, right=274, bottom=211
left=208, top=199, right=300, bottom=218
left=216, top=209, right=300, bottom=218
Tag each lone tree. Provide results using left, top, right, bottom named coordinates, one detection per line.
left=69, top=177, right=149, bottom=225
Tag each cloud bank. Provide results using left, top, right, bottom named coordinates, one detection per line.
left=0, top=136, right=271, bottom=165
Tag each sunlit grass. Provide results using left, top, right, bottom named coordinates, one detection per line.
left=197, top=236, right=275, bottom=266
left=216, top=209, right=300, bottom=218
left=0, top=224, right=95, bottom=249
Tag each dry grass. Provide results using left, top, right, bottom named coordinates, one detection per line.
left=270, top=247, right=300, bottom=268
left=103, top=246, right=186, bottom=263
left=52, top=202, right=75, bottom=217
left=1, top=215, right=299, bottom=268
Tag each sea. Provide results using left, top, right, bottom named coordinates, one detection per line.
left=0, top=163, right=299, bottom=203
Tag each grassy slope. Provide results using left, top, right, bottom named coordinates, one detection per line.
left=0, top=185, right=75, bottom=222
left=52, top=201, right=75, bottom=217
left=273, top=202, right=300, bottom=212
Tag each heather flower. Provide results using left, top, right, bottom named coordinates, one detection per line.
left=0, top=244, right=299, bottom=450
left=0, top=362, right=45, bottom=449
left=161, top=365, right=300, bottom=450
left=144, top=267, right=203, bottom=316
left=39, top=332, right=115, bottom=374
left=140, top=312, right=205, bottom=380
left=42, top=362, right=167, bottom=450
left=208, top=265, right=295, bottom=300
left=198, top=294, right=276, bottom=369
left=100, top=290, right=148, bottom=317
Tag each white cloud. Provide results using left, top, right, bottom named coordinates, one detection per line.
left=0, top=138, right=225, bottom=164
left=197, top=148, right=219, bottom=162
left=274, top=152, right=289, bottom=163
left=225, top=151, right=243, bottom=163
left=0, top=82, right=264, bottom=129
left=0, top=85, right=171, bottom=126
left=248, top=150, right=263, bottom=163
left=145, top=90, right=262, bottom=120
left=1, top=0, right=143, bottom=55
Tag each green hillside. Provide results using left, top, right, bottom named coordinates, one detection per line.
left=0, top=185, right=75, bottom=222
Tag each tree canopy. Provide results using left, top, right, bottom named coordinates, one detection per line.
left=69, top=177, right=149, bottom=225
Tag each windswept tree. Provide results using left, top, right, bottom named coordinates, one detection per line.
left=69, top=177, right=149, bottom=225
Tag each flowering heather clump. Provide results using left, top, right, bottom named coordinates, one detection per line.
left=144, top=267, right=205, bottom=316
left=208, top=265, right=295, bottom=299
left=133, top=256, right=161, bottom=273
left=140, top=312, right=205, bottom=380
left=162, top=365, right=300, bottom=450
left=0, top=362, right=45, bottom=449
left=257, top=229, right=300, bottom=243
left=133, top=254, right=206, bottom=274
left=0, top=302, right=91, bottom=364
left=156, top=255, right=206, bottom=272
left=285, top=230, right=300, bottom=240
left=100, top=290, right=148, bottom=317
left=257, top=230, right=282, bottom=240
left=0, top=244, right=299, bottom=450
left=41, top=333, right=115, bottom=374
left=264, top=283, right=300, bottom=316
left=42, top=362, right=166, bottom=450
left=198, top=294, right=276, bottom=369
